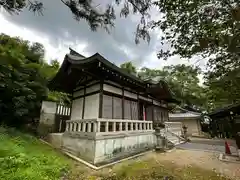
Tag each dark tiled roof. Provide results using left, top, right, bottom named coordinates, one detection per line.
left=49, top=49, right=178, bottom=103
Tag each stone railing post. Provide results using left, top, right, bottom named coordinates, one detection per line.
left=125, top=122, right=128, bottom=131
left=78, top=122, right=81, bottom=132
left=139, top=122, right=142, bottom=131
left=113, top=122, right=116, bottom=132
left=88, top=122, right=91, bottom=132
left=119, top=122, right=122, bottom=131
left=69, top=122, right=73, bottom=132
left=66, top=122, right=69, bottom=132
left=82, top=122, right=86, bottom=132
left=97, top=121, right=101, bottom=132
left=150, top=123, right=152, bottom=130
left=74, top=122, right=77, bottom=132
left=131, top=122, right=133, bottom=131
left=105, top=121, right=109, bottom=132
left=93, top=122, right=97, bottom=132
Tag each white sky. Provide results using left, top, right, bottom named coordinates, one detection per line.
left=0, top=8, right=207, bottom=85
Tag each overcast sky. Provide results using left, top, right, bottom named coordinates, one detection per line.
left=0, top=0, right=207, bottom=71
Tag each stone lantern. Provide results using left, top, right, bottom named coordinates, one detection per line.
left=182, top=125, right=188, bottom=140
left=155, top=122, right=166, bottom=152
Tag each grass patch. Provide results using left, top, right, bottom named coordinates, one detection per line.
left=0, top=126, right=70, bottom=180
left=91, top=159, right=231, bottom=180
left=0, top=126, right=233, bottom=180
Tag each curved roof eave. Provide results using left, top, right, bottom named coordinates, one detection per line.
left=66, top=52, right=146, bottom=85
left=49, top=52, right=178, bottom=103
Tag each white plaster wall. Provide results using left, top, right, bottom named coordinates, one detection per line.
left=103, top=84, right=122, bottom=95
left=86, top=84, right=100, bottom=94
left=71, top=98, right=83, bottom=120
left=41, top=101, right=57, bottom=114
left=124, top=90, right=137, bottom=99
left=73, top=89, right=84, bottom=98
left=105, top=80, right=122, bottom=88
left=87, top=80, right=99, bottom=86
left=139, top=95, right=151, bottom=102
left=73, top=86, right=84, bottom=92
left=84, top=93, right=99, bottom=119
left=39, top=101, right=56, bottom=125
left=38, top=101, right=57, bottom=135
left=94, top=133, right=155, bottom=164
left=153, top=100, right=161, bottom=106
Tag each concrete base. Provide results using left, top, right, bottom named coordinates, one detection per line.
left=47, top=133, right=63, bottom=149
left=219, top=153, right=240, bottom=164
left=61, top=132, right=155, bottom=166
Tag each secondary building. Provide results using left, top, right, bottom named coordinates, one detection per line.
left=169, top=106, right=202, bottom=136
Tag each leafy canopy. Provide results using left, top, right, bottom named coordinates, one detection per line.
left=120, top=61, right=137, bottom=75
left=120, top=61, right=206, bottom=110
left=0, top=0, right=152, bottom=43
left=0, top=33, right=68, bottom=127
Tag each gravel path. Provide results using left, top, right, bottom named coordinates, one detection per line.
left=144, top=149, right=240, bottom=180
left=176, top=142, right=238, bottom=155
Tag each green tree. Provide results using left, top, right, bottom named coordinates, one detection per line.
left=151, top=1, right=240, bottom=106
left=120, top=61, right=137, bottom=75
left=204, top=68, right=240, bottom=110
left=0, top=33, right=68, bottom=127
left=152, top=0, right=239, bottom=62
left=0, top=0, right=151, bottom=42
left=120, top=61, right=206, bottom=110
left=137, top=67, right=167, bottom=80
left=0, top=33, right=47, bottom=126
left=162, top=65, right=206, bottom=109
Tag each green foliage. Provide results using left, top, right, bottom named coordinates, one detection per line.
left=0, top=127, right=69, bottom=180
left=0, top=127, right=231, bottom=180
left=120, top=62, right=206, bottom=110
left=149, top=0, right=240, bottom=110
left=152, top=0, right=239, bottom=61
left=204, top=68, right=240, bottom=110
left=47, top=91, right=71, bottom=104
left=98, top=159, right=230, bottom=180
left=0, top=33, right=47, bottom=126
left=161, top=65, right=206, bottom=109
left=0, top=0, right=151, bottom=43
left=120, top=62, right=137, bottom=75
left=0, top=33, right=68, bottom=127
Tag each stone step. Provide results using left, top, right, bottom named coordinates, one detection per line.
left=167, top=137, right=179, bottom=140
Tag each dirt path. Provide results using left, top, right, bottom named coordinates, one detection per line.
left=142, top=149, right=240, bottom=180
left=70, top=149, right=240, bottom=179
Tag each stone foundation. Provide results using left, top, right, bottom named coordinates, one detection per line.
left=61, top=131, right=155, bottom=166
left=55, top=118, right=155, bottom=166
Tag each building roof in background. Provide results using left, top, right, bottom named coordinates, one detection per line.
left=209, top=103, right=240, bottom=118
left=169, top=106, right=201, bottom=120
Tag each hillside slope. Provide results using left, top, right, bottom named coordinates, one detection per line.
left=0, top=127, right=70, bottom=180
left=0, top=127, right=233, bottom=180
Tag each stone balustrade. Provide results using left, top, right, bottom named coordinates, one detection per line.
left=65, top=118, right=153, bottom=135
